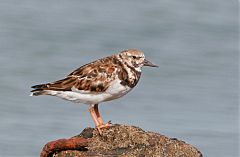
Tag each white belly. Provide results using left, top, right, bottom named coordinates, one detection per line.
left=46, top=79, right=132, bottom=104
left=50, top=91, right=112, bottom=104
left=105, top=79, right=132, bottom=101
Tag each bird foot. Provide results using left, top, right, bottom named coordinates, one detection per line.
left=96, top=121, right=112, bottom=135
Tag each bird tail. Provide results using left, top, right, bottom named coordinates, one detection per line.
left=30, top=77, right=74, bottom=96
left=30, top=84, right=49, bottom=96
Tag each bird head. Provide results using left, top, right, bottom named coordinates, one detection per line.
left=119, top=49, right=158, bottom=71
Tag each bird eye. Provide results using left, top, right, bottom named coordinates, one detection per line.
left=132, top=56, right=137, bottom=59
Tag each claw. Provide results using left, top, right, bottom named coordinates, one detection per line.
left=96, top=122, right=113, bottom=135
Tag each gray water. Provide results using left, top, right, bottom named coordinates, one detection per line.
left=0, top=0, right=238, bottom=157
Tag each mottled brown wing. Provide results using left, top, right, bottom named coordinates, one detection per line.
left=32, top=56, right=123, bottom=93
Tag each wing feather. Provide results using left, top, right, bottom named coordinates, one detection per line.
left=31, top=56, right=121, bottom=93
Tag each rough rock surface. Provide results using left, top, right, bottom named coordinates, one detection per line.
left=41, top=124, right=203, bottom=157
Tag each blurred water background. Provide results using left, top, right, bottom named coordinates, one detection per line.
left=0, top=0, right=238, bottom=157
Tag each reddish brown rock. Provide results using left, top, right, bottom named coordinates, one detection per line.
left=40, top=137, right=88, bottom=157
left=41, top=124, right=203, bottom=157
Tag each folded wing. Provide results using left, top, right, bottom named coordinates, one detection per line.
left=31, top=56, right=120, bottom=96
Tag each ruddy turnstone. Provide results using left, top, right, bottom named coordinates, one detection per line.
left=31, top=49, right=158, bottom=134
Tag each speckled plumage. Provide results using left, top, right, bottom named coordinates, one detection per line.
left=31, top=49, right=157, bottom=133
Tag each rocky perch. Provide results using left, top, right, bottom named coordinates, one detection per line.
left=40, top=124, right=202, bottom=157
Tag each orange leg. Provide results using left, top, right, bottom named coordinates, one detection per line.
left=94, top=104, right=104, bottom=125
left=88, top=105, right=99, bottom=128
left=88, top=104, right=112, bottom=134
left=93, top=104, right=112, bottom=129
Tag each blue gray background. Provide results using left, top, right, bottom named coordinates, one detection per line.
left=0, top=0, right=238, bottom=157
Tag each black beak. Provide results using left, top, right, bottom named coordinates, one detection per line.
left=143, top=59, right=158, bottom=67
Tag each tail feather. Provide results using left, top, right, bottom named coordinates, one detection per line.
left=31, top=78, right=73, bottom=96
left=30, top=90, right=49, bottom=96
left=31, top=83, right=49, bottom=96
left=31, top=84, right=48, bottom=90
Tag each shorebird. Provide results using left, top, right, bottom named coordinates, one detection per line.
left=31, top=49, right=158, bottom=134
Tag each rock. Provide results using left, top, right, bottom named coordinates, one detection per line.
left=41, top=124, right=203, bottom=157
